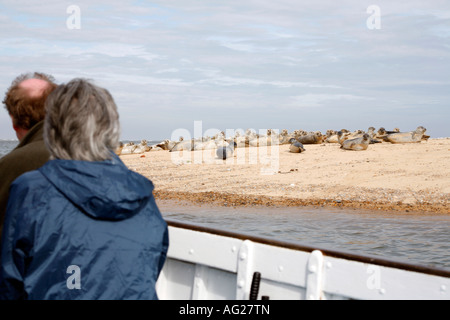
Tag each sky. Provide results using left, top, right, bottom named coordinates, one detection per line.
left=0, top=0, right=449, bottom=141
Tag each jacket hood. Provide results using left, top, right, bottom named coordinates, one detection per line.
left=39, top=154, right=153, bottom=221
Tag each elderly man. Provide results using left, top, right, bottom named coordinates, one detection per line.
left=0, top=72, right=57, bottom=235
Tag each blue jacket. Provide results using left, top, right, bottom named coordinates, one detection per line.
left=0, top=154, right=168, bottom=300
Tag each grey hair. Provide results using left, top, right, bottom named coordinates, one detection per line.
left=44, top=78, right=121, bottom=161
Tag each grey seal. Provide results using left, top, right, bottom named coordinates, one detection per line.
left=383, top=126, right=427, bottom=144
left=216, top=141, right=237, bottom=160
left=288, top=138, right=305, bottom=153
left=295, top=132, right=323, bottom=144
left=340, top=133, right=370, bottom=151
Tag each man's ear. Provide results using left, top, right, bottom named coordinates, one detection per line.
left=12, top=119, right=18, bottom=131
left=11, top=115, right=27, bottom=141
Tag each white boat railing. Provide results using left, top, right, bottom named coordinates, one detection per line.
left=156, top=219, right=450, bottom=300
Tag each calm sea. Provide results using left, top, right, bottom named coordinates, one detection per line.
left=1, top=140, right=449, bottom=271
left=0, top=140, right=18, bottom=158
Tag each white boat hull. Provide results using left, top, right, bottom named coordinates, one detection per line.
left=156, top=220, right=450, bottom=300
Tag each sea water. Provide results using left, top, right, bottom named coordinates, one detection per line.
left=0, top=140, right=18, bottom=158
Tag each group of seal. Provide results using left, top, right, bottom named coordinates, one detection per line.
left=115, top=126, right=428, bottom=156
left=333, top=126, right=428, bottom=151
left=115, top=140, right=151, bottom=155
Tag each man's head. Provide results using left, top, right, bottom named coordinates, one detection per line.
left=3, top=72, right=57, bottom=140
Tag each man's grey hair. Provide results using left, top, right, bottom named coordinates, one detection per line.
left=44, top=78, right=121, bottom=161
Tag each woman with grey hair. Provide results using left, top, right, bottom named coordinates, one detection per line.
left=0, top=79, right=169, bottom=300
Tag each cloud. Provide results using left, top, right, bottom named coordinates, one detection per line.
left=0, top=0, right=449, bottom=140
left=287, top=94, right=371, bottom=108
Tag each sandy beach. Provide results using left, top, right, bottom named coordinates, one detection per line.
left=120, top=138, right=450, bottom=214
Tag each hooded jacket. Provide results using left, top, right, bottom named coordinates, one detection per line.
left=0, top=154, right=168, bottom=300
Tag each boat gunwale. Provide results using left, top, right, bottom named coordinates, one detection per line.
left=165, top=218, right=450, bottom=279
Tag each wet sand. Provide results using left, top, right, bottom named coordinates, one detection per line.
left=120, top=138, right=450, bottom=214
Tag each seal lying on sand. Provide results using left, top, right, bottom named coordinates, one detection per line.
left=216, top=141, right=237, bottom=160
left=325, top=130, right=339, bottom=143
left=295, top=132, right=323, bottom=144
left=115, top=142, right=124, bottom=155
left=340, top=134, right=370, bottom=151
left=383, top=126, right=427, bottom=144
left=337, top=131, right=350, bottom=145
left=118, top=142, right=137, bottom=155
left=288, top=138, right=305, bottom=153
left=378, top=127, right=400, bottom=136
left=117, top=140, right=151, bottom=155
left=155, top=139, right=177, bottom=151
left=170, top=139, right=194, bottom=152
left=135, top=140, right=151, bottom=153
left=337, top=129, right=380, bottom=145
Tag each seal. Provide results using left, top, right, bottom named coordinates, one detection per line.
left=118, top=140, right=151, bottom=155
left=136, top=140, right=151, bottom=153
left=216, top=141, right=237, bottom=160
left=363, top=127, right=381, bottom=144
left=340, top=133, right=370, bottom=151
left=383, top=126, right=427, bottom=144
left=155, top=139, right=177, bottom=151
left=115, top=142, right=124, bottom=155
left=288, top=138, right=305, bottom=153
left=337, top=131, right=350, bottom=145
left=325, top=130, right=339, bottom=143
left=119, top=142, right=137, bottom=155
left=279, top=129, right=294, bottom=145
left=235, top=135, right=249, bottom=148
left=170, top=139, right=194, bottom=152
left=196, top=139, right=218, bottom=151
left=295, top=132, right=323, bottom=144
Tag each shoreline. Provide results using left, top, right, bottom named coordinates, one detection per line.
left=153, top=190, right=449, bottom=215
left=121, top=138, right=450, bottom=215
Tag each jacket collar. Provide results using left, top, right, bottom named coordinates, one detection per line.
left=15, top=121, right=45, bottom=149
